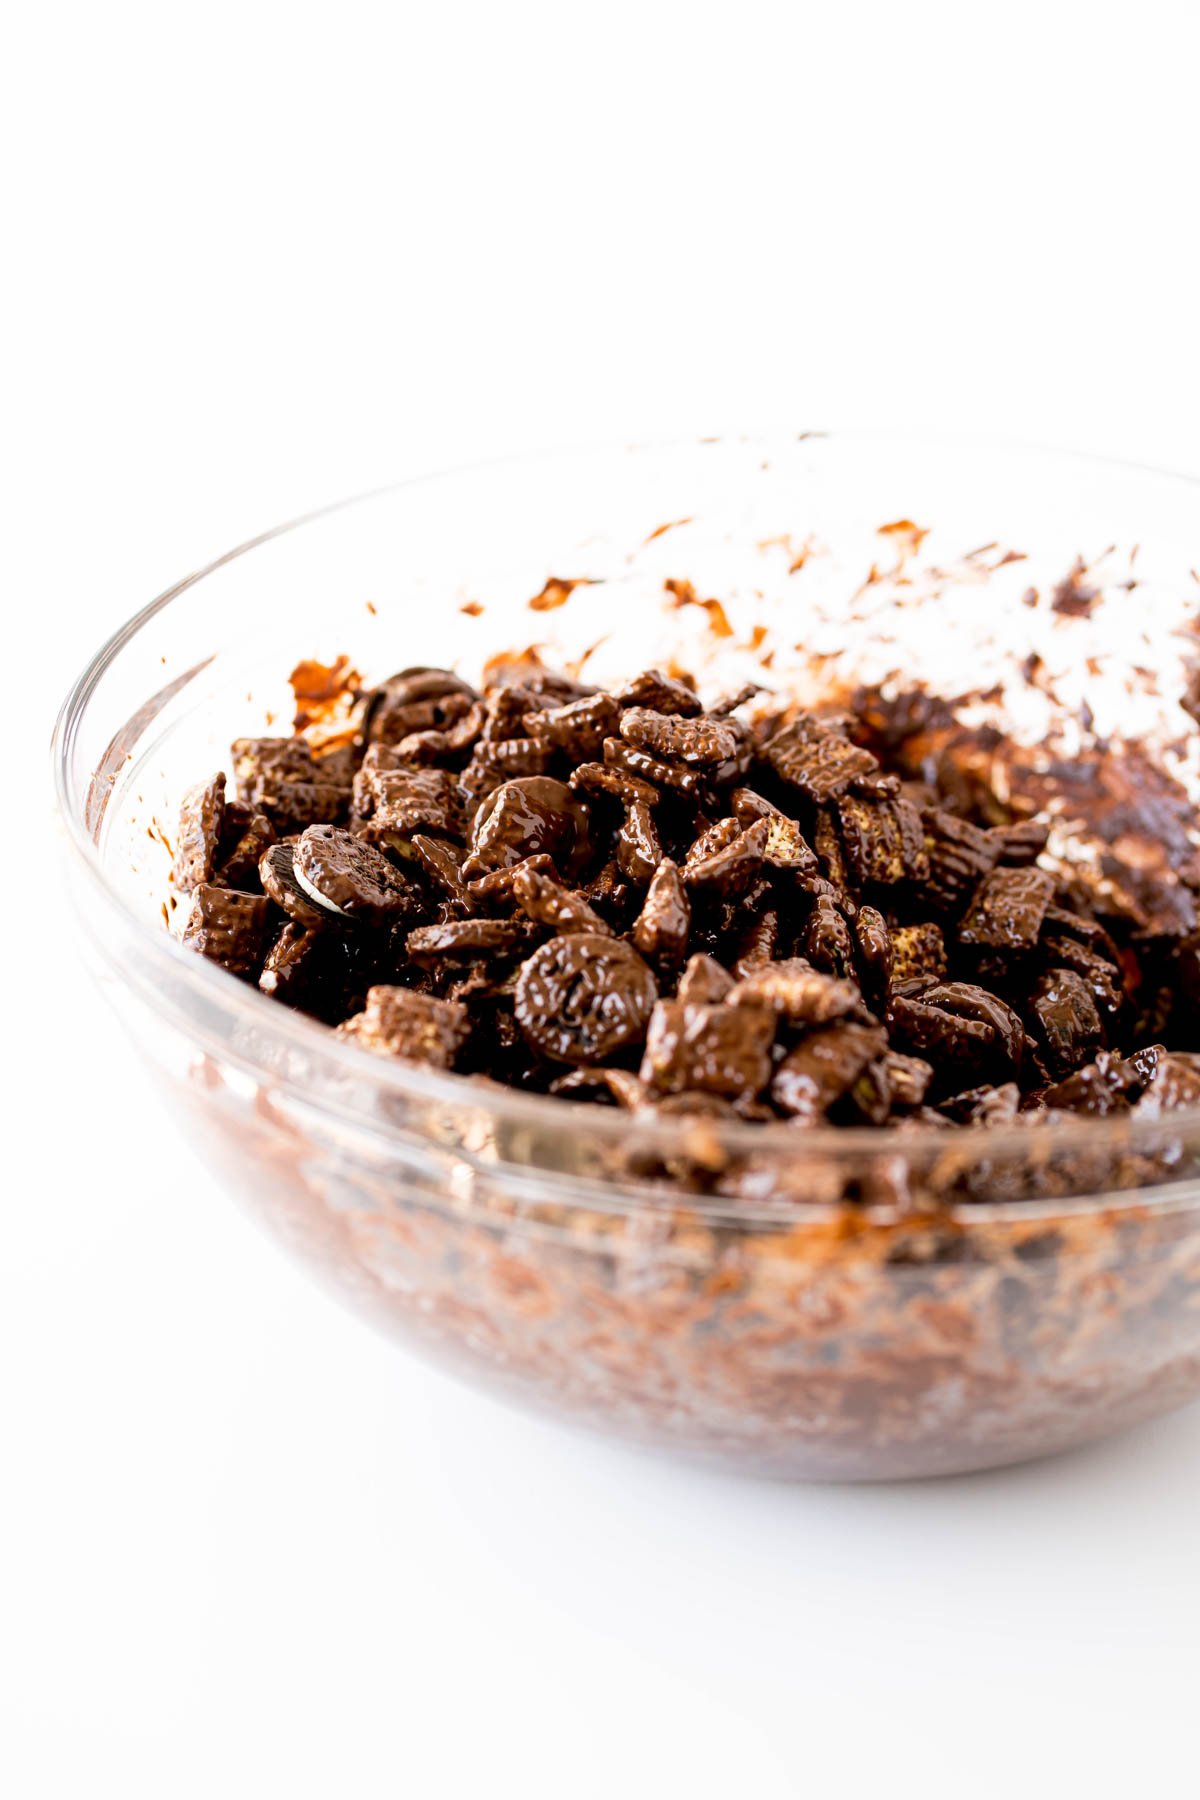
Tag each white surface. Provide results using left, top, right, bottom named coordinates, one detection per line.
left=5, top=4, right=1200, bottom=1795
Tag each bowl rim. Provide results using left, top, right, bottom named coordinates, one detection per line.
left=50, top=428, right=1200, bottom=1209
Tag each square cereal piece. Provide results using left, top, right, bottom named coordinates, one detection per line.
left=764, top=718, right=879, bottom=802
left=769, top=1022, right=888, bottom=1121
left=1028, top=969, right=1104, bottom=1078
left=639, top=1000, right=775, bottom=1099
left=836, top=795, right=929, bottom=885
left=958, top=866, right=1055, bottom=950
left=181, top=884, right=271, bottom=977
left=338, top=985, right=469, bottom=1068
left=890, top=922, right=948, bottom=990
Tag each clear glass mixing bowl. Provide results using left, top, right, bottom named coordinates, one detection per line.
left=52, top=434, right=1200, bottom=1478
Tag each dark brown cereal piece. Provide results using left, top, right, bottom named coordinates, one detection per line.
left=769, top=1022, right=888, bottom=1121
left=602, top=737, right=709, bottom=801
left=803, top=893, right=856, bottom=979
left=837, top=795, right=929, bottom=886
left=466, top=853, right=559, bottom=908
left=922, top=809, right=1000, bottom=913
left=880, top=1050, right=933, bottom=1109
left=1027, top=968, right=1104, bottom=1078
left=616, top=801, right=664, bottom=884
left=764, top=717, right=878, bottom=802
left=407, top=918, right=533, bottom=962
left=959, top=866, right=1055, bottom=950
left=728, top=958, right=863, bottom=1026
left=730, top=787, right=783, bottom=825
left=1040, top=933, right=1124, bottom=1020
left=462, top=777, right=590, bottom=879
left=939, top=1082, right=1021, bottom=1125
left=850, top=771, right=902, bottom=800
left=887, top=993, right=999, bottom=1080
left=921, top=982, right=1029, bottom=1070
left=677, top=953, right=734, bottom=1005
left=467, top=736, right=555, bottom=780
left=576, top=858, right=639, bottom=928
left=259, top=922, right=325, bottom=1004
left=631, top=858, right=691, bottom=967
left=214, top=807, right=276, bottom=890
left=1041, top=1048, right=1153, bottom=1116
left=549, top=1068, right=648, bottom=1107
left=294, top=824, right=417, bottom=926
left=408, top=833, right=470, bottom=903
left=812, top=808, right=852, bottom=896
left=731, top=906, right=780, bottom=977
left=835, top=1058, right=893, bottom=1125
left=259, top=840, right=337, bottom=926
left=683, top=817, right=769, bottom=896
left=480, top=682, right=550, bottom=741
left=172, top=773, right=226, bottom=891
left=391, top=700, right=486, bottom=764
left=231, top=737, right=349, bottom=831
left=639, top=1001, right=776, bottom=1099
left=570, top=760, right=661, bottom=809
left=365, top=669, right=478, bottom=746
left=614, top=669, right=703, bottom=716
left=890, top=922, right=948, bottom=991
left=683, top=817, right=741, bottom=872
left=514, top=933, right=658, bottom=1065
left=525, top=692, right=620, bottom=759
left=619, top=706, right=748, bottom=774
left=356, top=756, right=463, bottom=840
left=231, top=735, right=319, bottom=796
left=710, top=683, right=763, bottom=717
left=338, top=984, right=469, bottom=1068
left=1134, top=1051, right=1200, bottom=1115
left=182, top=883, right=271, bottom=978
left=990, top=818, right=1051, bottom=866
left=1041, top=905, right=1121, bottom=964
left=512, top=864, right=613, bottom=936
left=854, top=905, right=893, bottom=1008
left=760, top=813, right=818, bottom=874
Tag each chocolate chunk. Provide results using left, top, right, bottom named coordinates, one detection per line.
left=728, top=958, right=863, bottom=1026
left=770, top=1023, right=888, bottom=1120
left=614, top=669, right=703, bottom=716
left=461, top=777, right=590, bottom=879
left=677, top=953, right=734, bottom=1005
left=172, top=773, right=226, bottom=891
left=182, top=883, right=271, bottom=977
left=959, top=866, right=1055, bottom=950
left=616, top=801, right=664, bottom=883
left=764, top=717, right=878, bottom=801
left=991, top=818, right=1051, bottom=866
left=632, top=858, right=691, bottom=967
left=1028, top=968, right=1104, bottom=1078
left=338, top=984, right=469, bottom=1067
left=640, top=1001, right=776, bottom=1099
left=514, top=933, right=657, bottom=1065
left=294, top=824, right=417, bottom=926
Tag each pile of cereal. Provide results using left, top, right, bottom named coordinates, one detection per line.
left=171, top=657, right=1200, bottom=1128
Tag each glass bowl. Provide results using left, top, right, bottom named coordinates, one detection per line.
left=52, top=433, right=1200, bottom=1480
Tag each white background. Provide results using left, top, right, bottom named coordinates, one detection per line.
left=5, top=3, right=1200, bottom=1796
